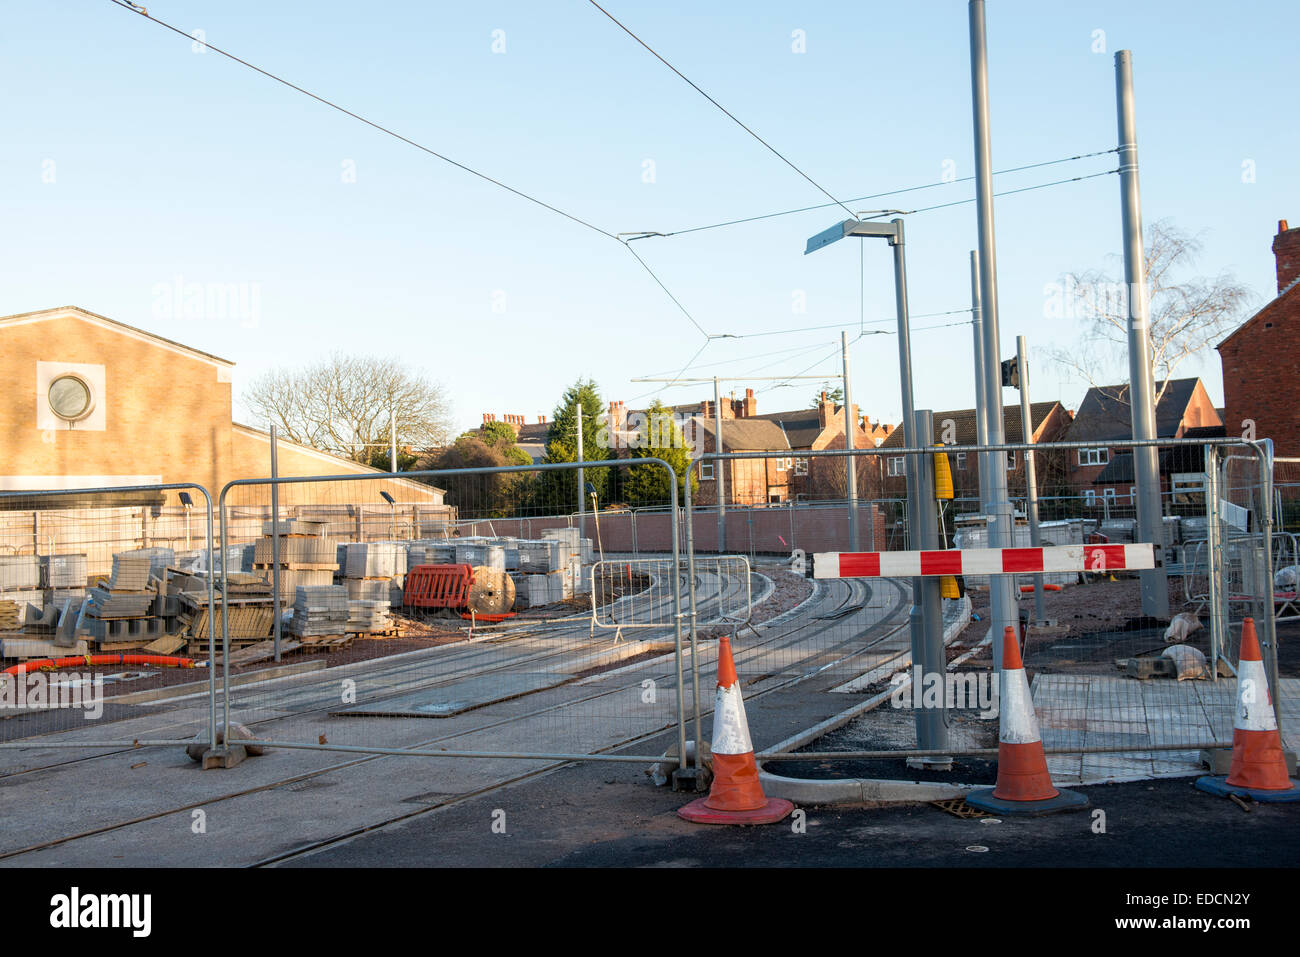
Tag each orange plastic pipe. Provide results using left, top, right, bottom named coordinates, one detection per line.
left=3, top=654, right=197, bottom=677
left=1018, top=584, right=1063, bottom=593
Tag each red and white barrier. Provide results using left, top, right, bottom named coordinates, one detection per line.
left=813, top=543, right=1156, bottom=579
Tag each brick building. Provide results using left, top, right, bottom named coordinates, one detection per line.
left=0, top=305, right=446, bottom=510
left=877, top=401, right=1073, bottom=503
left=1217, top=219, right=1300, bottom=456
left=1062, top=377, right=1221, bottom=506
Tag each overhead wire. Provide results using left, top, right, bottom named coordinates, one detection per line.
left=626, top=148, right=1119, bottom=240
left=587, top=0, right=855, bottom=220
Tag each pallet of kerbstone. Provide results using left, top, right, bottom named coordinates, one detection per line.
left=107, top=554, right=152, bottom=592
left=0, top=600, right=20, bottom=630
left=42, top=554, right=88, bottom=589
left=253, top=536, right=338, bottom=566
left=115, top=548, right=174, bottom=581
left=343, top=543, right=405, bottom=579
left=86, top=587, right=154, bottom=619
left=0, top=556, right=40, bottom=592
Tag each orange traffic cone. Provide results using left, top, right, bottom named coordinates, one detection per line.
left=1196, top=618, right=1300, bottom=802
left=678, top=636, right=794, bottom=825
left=966, top=626, right=1089, bottom=816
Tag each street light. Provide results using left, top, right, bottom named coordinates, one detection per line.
left=380, top=489, right=396, bottom=540
left=805, top=215, right=949, bottom=763
left=804, top=216, right=919, bottom=549
left=179, top=491, right=194, bottom=550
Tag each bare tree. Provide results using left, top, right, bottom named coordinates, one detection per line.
left=1047, top=219, right=1253, bottom=406
left=244, top=354, right=454, bottom=463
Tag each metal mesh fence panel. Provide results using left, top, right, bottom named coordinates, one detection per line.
left=708, top=439, right=1293, bottom=788
left=215, top=460, right=692, bottom=766
left=0, top=484, right=217, bottom=751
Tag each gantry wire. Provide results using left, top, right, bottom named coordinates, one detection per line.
left=587, top=0, right=855, bottom=220
left=625, top=149, right=1119, bottom=240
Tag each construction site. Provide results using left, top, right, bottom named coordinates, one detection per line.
left=1, top=2, right=1296, bottom=935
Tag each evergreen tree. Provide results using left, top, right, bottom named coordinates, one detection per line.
left=620, top=400, right=699, bottom=507
left=535, top=378, right=609, bottom=512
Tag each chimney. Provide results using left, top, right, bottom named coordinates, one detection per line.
left=817, top=392, right=833, bottom=429
left=1275, top=219, right=1299, bottom=294
left=742, top=387, right=756, bottom=418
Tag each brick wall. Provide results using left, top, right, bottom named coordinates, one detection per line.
left=0, top=310, right=234, bottom=495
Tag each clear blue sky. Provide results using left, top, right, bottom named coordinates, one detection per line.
left=2, top=1, right=1295, bottom=436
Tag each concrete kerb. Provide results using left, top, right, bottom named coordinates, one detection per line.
left=756, top=595, right=992, bottom=805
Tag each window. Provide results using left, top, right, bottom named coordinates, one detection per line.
left=887, top=456, right=905, bottom=477
left=1077, top=447, right=1109, bottom=467
left=776, top=458, right=787, bottom=472
left=1103, top=488, right=1117, bottom=504
left=954, top=452, right=967, bottom=471
left=699, top=462, right=714, bottom=481
left=794, top=457, right=808, bottom=476
left=1006, top=450, right=1017, bottom=470
left=1084, top=489, right=1097, bottom=506
left=48, top=374, right=94, bottom=422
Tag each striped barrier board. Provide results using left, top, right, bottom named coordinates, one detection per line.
left=813, top=543, right=1157, bottom=579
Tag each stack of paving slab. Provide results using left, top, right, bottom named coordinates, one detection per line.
left=341, top=542, right=407, bottom=607
left=287, top=585, right=351, bottom=638
left=253, top=526, right=339, bottom=603
left=540, top=528, right=592, bottom=599
left=346, top=598, right=392, bottom=633
left=81, top=553, right=171, bottom=647
left=406, top=542, right=456, bottom=567
left=0, top=556, right=44, bottom=628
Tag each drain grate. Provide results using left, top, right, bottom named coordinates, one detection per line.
left=930, top=798, right=989, bottom=819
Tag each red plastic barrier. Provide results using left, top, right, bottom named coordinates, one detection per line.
left=404, top=564, right=474, bottom=609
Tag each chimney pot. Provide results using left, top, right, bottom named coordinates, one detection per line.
left=1273, top=216, right=1300, bottom=294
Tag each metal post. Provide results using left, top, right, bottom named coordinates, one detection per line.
left=1204, top=445, right=1223, bottom=681
left=841, top=330, right=860, bottom=551
left=969, top=0, right=1019, bottom=670
left=576, top=404, right=586, bottom=540
left=1115, top=49, right=1169, bottom=618
left=714, top=376, right=726, bottom=553
left=909, top=410, right=951, bottom=767
left=270, top=425, right=282, bottom=664
left=890, top=219, right=919, bottom=549
left=680, top=465, right=703, bottom=787
left=1017, top=335, right=1046, bottom=621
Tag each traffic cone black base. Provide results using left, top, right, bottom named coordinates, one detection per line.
left=677, top=795, right=794, bottom=825
left=1194, top=776, right=1300, bottom=804
left=964, top=786, right=1089, bottom=817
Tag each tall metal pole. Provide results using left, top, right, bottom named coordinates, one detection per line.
left=971, top=251, right=990, bottom=460
left=576, top=403, right=586, bottom=539
left=1017, top=335, right=1046, bottom=621
left=1116, top=49, right=1169, bottom=617
left=270, top=425, right=282, bottom=664
left=969, top=0, right=1018, bottom=670
left=841, top=330, right=860, bottom=551
left=891, top=219, right=919, bottom=545
left=714, top=376, right=726, bottom=553
left=908, top=410, right=951, bottom=768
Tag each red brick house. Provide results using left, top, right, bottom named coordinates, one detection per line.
left=1062, top=377, right=1222, bottom=506
left=878, top=401, right=1073, bottom=504
left=1217, top=219, right=1300, bottom=457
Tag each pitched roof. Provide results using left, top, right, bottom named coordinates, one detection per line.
left=695, top=416, right=791, bottom=453
left=879, top=401, right=1064, bottom=449
left=748, top=409, right=825, bottom=448
left=1063, top=378, right=1204, bottom=442
left=1217, top=279, right=1297, bottom=351
left=0, top=305, right=235, bottom=368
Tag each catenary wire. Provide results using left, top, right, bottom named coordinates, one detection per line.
left=587, top=0, right=855, bottom=219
